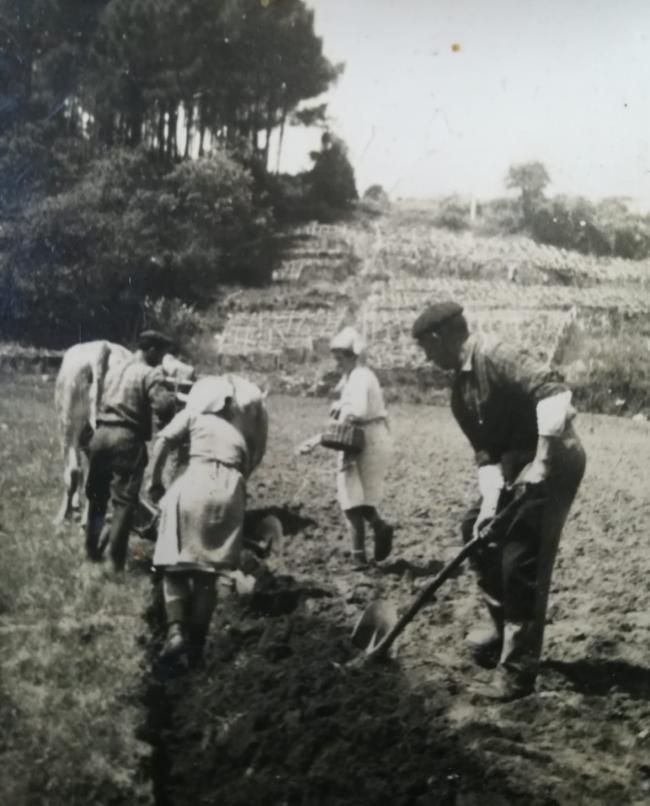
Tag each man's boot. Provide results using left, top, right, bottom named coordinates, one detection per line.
left=160, top=622, right=186, bottom=660
left=486, top=665, right=536, bottom=702
left=485, top=620, right=538, bottom=701
left=466, top=602, right=503, bottom=669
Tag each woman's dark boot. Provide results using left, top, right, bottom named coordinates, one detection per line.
left=160, top=622, right=186, bottom=660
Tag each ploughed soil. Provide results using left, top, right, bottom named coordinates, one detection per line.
left=148, top=396, right=650, bottom=806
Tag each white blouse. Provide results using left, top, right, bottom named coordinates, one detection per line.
left=337, top=366, right=387, bottom=423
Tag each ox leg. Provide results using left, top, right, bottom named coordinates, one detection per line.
left=80, top=500, right=90, bottom=530
left=54, top=448, right=81, bottom=525
left=78, top=436, right=93, bottom=528
left=69, top=466, right=81, bottom=517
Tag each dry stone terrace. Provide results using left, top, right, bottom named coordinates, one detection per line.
left=8, top=220, right=650, bottom=382
left=373, top=223, right=650, bottom=285
left=216, top=221, right=650, bottom=374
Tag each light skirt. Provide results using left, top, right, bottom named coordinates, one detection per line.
left=153, top=459, right=245, bottom=570
left=336, top=420, right=392, bottom=511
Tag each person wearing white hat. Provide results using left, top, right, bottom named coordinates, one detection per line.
left=328, top=326, right=394, bottom=567
left=147, top=377, right=249, bottom=665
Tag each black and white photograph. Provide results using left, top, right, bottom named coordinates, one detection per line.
left=1, top=1, right=649, bottom=803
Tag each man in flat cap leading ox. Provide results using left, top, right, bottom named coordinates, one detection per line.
left=412, top=302, right=586, bottom=701
left=85, top=331, right=178, bottom=572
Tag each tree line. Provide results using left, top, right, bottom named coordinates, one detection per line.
left=0, top=0, right=341, bottom=169
left=0, top=0, right=359, bottom=347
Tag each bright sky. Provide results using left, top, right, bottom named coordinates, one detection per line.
left=276, top=0, right=650, bottom=208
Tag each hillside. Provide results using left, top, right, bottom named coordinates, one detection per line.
left=213, top=211, right=650, bottom=414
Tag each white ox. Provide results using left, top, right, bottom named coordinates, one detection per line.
left=54, top=340, right=196, bottom=524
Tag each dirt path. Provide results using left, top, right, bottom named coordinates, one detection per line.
left=152, top=397, right=650, bottom=805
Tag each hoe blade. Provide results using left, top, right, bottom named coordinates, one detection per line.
left=351, top=600, right=398, bottom=654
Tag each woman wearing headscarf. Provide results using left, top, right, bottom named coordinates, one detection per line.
left=147, top=377, right=249, bottom=664
left=328, top=326, right=394, bottom=567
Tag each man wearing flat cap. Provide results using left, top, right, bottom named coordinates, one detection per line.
left=85, top=330, right=178, bottom=572
left=413, top=302, right=586, bottom=701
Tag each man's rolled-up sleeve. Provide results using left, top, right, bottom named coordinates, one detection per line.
left=536, top=390, right=575, bottom=436
left=489, top=343, right=574, bottom=437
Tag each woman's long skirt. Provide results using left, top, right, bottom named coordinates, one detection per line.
left=336, top=421, right=392, bottom=511
left=153, top=459, right=245, bottom=571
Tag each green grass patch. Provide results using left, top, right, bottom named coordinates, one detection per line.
left=0, top=373, right=153, bottom=805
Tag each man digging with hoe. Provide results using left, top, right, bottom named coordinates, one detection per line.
left=412, top=302, right=586, bottom=702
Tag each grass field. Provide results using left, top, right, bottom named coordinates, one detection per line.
left=0, top=373, right=153, bottom=805
left=2, top=373, right=650, bottom=805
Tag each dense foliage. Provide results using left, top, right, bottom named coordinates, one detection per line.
left=1, top=148, right=277, bottom=345
left=502, top=161, right=650, bottom=259
left=0, top=0, right=340, bottom=167
left=308, top=132, right=357, bottom=215
left=0, top=0, right=353, bottom=346
left=265, top=133, right=359, bottom=225
left=423, top=161, right=650, bottom=261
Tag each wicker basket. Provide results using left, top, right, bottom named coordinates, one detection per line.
left=320, top=423, right=365, bottom=454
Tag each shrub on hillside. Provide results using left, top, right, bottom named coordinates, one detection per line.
left=263, top=132, right=359, bottom=225
left=142, top=296, right=208, bottom=350
left=1, top=147, right=275, bottom=346
left=594, top=198, right=650, bottom=260
left=432, top=195, right=470, bottom=231
left=475, top=197, right=522, bottom=235
left=142, top=296, right=225, bottom=369
left=357, top=184, right=390, bottom=217
left=363, top=184, right=390, bottom=204
left=530, top=196, right=612, bottom=256
left=265, top=172, right=313, bottom=225
left=610, top=225, right=650, bottom=260
left=308, top=132, right=358, bottom=217
left=524, top=194, right=650, bottom=260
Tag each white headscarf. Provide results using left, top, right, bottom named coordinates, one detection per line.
left=330, top=326, right=366, bottom=356
left=179, top=376, right=234, bottom=415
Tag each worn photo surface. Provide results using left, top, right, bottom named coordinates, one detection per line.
left=1, top=1, right=649, bottom=804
